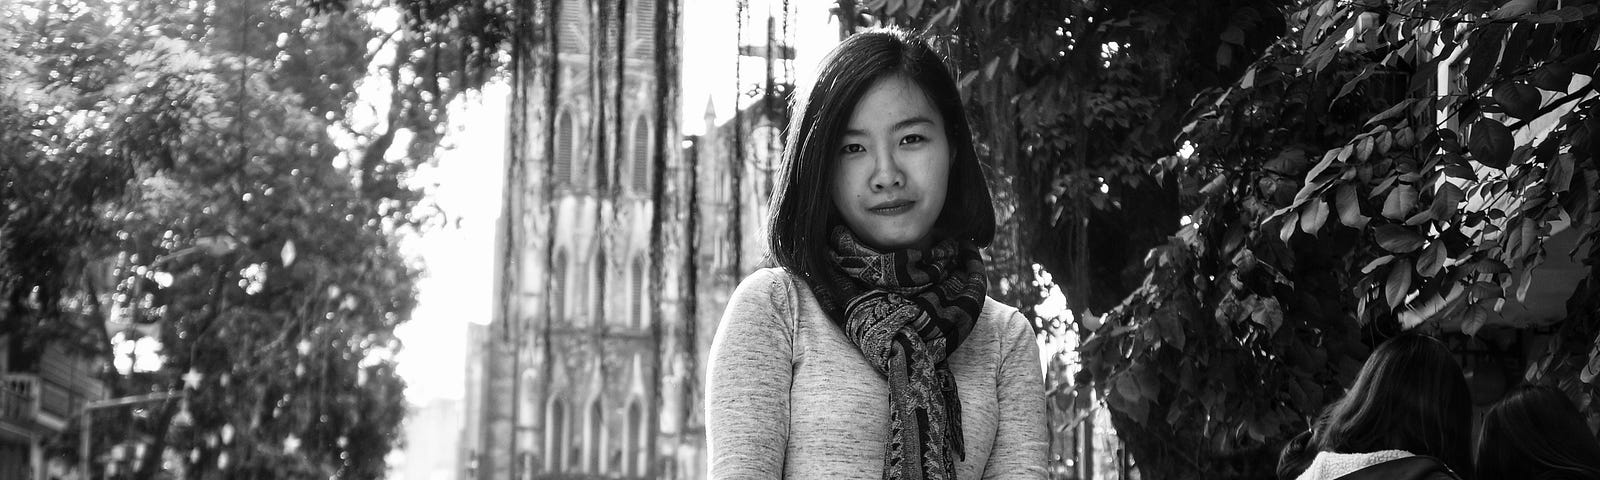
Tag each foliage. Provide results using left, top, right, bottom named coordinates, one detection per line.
left=1097, top=0, right=1600, bottom=477
left=841, top=0, right=1287, bottom=318
left=849, top=0, right=1600, bottom=478
left=840, top=0, right=1309, bottom=476
left=0, top=0, right=504, bottom=477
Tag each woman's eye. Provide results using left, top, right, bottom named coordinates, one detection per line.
left=900, top=134, right=925, bottom=145
left=840, top=143, right=865, bottom=154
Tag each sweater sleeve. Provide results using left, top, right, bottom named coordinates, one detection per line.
left=983, top=311, right=1048, bottom=479
left=706, top=269, right=794, bottom=479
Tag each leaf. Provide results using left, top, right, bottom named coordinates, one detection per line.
left=1221, top=26, right=1245, bottom=45
left=1489, top=0, right=1536, bottom=19
left=1366, top=99, right=1417, bottom=127
left=1335, top=65, right=1376, bottom=103
left=1416, top=241, right=1446, bottom=277
left=1305, top=148, right=1341, bottom=184
left=1441, top=161, right=1476, bottom=181
left=1280, top=210, right=1301, bottom=243
left=958, top=70, right=980, bottom=90
left=1567, top=51, right=1600, bottom=77
left=1461, top=304, right=1490, bottom=336
left=1493, top=83, right=1541, bottom=120
left=1496, top=24, right=1532, bottom=79
left=1529, top=62, right=1573, bottom=92
left=1429, top=182, right=1465, bottom=221
left=1375, top=224, right=1425, bottom=253
left=1382, top=184, right=1418, bottom=220
left=1115, top=374, right=1143, bottom=403
left=1386, top=258, right=1414, bottom=308
left=1514, top=263, right=1537, bottom=302
left=1560, top=170, right=1595, bottom=228
left=1464, top=25, right=1508, bottom=91
left=1469, top=118, right=1514, bottom=169
left=1351, top=135, right=1374, bottom=162
left=1403, top=281, right=1464, bottom=329
left=281, top=240, right=297, bottom=267
left=1404, top=209, right=1435, bottom=226
left=1398, top=127, right=1418, bottom=151
left=1362, top=255, right=1396, bottom=274
left=1548, top=152, right=1575, bottom=193
left=1300, top=198, right=1330, bottom=234
left=1201, top=173, right=1231, bottom=196
left=1265, top=149, right=1310, bottom=176
left=1161, top=313, right=1186, bottom=351
left=1337, top=183, right=1371, bottom=228
left=1249, top=297, right=1284, bottom=334
left=1582, top=342, right=1600, bottom=384
left=1463, top=258, right=1511, bottom=276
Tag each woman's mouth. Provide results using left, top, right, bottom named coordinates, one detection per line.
left=868, top=199, right=915, bottom=215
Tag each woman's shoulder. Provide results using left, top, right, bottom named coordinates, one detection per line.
left=726, top=267, right=802, bottom=316
left=982, top=297, right=1031, bottom=336
left=983, top=297, right=1024, bottom=324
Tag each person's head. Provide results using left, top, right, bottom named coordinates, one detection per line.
left=768, top=28, right=994, bottom=280
left=1310, top=333, right=1472, bottom=477
left=1476, top=384, right=1600, bottom=480
left=1277, top=429, right=1316, bottom=480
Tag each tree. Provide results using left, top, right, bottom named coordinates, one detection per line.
left=845, top=0, right=1600, bottom=477
left=837, top=0, right=1301, bottom=476
left=1, top=0, right=507, bottom=477
left=1082, top=0, right=1600, bottom=476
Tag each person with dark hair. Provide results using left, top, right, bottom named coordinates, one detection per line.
left=1296, top=333, right=1472, bottom=480
left=704, top=28, right=1046, bottom=479
left=1279, top=429, right=1316, bottom=480
left=1476, top=384, right=1600, bottom=480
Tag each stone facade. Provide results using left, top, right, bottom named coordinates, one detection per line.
left=463, top=1, right=797, bottom=478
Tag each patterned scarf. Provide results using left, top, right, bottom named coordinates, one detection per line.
left=809, top=226, right=988, bottom=480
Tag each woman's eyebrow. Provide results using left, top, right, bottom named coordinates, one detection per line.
left=842, top=116, right=936, bottom=137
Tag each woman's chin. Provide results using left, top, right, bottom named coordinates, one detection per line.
left=860, top=231, right=932, bottom=251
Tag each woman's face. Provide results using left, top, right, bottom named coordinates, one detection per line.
left=830, top=75, right=951, bottom=251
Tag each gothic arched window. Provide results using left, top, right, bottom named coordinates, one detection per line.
left=556, top=110, right=574, bottom=185
left=625, top=400, right=647, bottom=476
left=545, top=398, right=568, bottom=472
left=557, top=2, right=585, bottom=54
left=551, top=250, right=568, bottom=321
left=629, top=0, right=656, bottom=59
left=586, top=247, right=602, bottom=324
left=586, top=399, right=605, bottom=473
left=631, top=257, right=646, bottom=328
left=632, top=117, right=651, bottom=193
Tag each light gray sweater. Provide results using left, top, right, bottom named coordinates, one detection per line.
left=706, top=268, right=1048, bottom=479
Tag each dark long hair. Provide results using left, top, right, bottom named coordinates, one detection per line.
left=1476, top=384, right=1600, bottom=480
left=1310, top=333, right=1472, bottom=478
left=1276, top=429, right=1315, bottom=480
left=766, top=28, right=994, bottom=293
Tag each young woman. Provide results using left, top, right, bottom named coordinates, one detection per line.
left=704, top=29, right=1047, bottom=479
left=1475, top=384, right=1600, bottom=480
left=1295, top=333, right=1472, bottom=480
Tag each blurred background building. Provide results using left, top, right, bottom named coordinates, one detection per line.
left=460, top=1, right=795, bottom=479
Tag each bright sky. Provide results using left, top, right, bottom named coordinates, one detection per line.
left=395, top=1, right=841, bottom=406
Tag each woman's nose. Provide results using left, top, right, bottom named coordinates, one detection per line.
left=869, top=150, right=905, bottom=191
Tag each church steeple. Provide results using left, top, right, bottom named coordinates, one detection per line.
left=703, top=95, right=717, bottom=135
